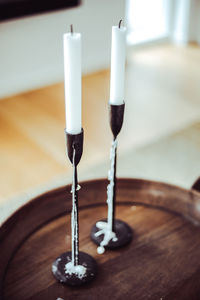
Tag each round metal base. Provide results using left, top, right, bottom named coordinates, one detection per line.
left=90, top=219, right=133, bottom=251
left=52, top=251, right=97, bottom=286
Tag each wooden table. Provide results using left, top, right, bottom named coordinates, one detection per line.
left=2, top=178, right=200, bottom=299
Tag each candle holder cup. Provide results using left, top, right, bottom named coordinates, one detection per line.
left=52, top=129, right=97, bottom=286
left=91, top=103, right=133, bottom=254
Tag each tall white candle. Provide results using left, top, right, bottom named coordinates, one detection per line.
left=63, top=27, right=82, bottom=134
left=110, top=22, right=127, bottom=105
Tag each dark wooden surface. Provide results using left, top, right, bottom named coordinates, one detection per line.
left=1, top=178, right=200, bottom=299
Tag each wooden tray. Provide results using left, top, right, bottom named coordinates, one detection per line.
left=1, top=178, right=200, bottom=300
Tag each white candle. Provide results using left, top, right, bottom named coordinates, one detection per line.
left=110, top=22, right=127, bottom=105
left=63, top=27, right=82, bottom=134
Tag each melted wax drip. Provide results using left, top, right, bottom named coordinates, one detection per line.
left=65, top=148, right=86, bottom=277
left=65, top=261, right=86, bottom=279
left=95, top=139, right=118, bottom=254
left=71, top=148, right=78, bottom=265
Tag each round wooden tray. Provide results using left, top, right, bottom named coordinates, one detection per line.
left=1, top=178, right=200, bottom=300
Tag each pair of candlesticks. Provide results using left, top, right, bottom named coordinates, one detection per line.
left=52, top=102, right=133, bottom=286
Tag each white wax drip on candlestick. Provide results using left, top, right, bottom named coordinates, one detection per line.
left=95, top=139, right=118, bottom=254
left=65, top=148, right=87, bottom=277
left=71, top=148, right=77, bottom=265
left=65, top=261, right=86, bottom=279
left=107, top=139, right=117, bottom=230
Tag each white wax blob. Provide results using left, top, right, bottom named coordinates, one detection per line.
left=65, top=261, right=86, bottom=279
left=52, top=265, right=57, bottom=273
left=97, top=246, right=105, bottom=254
left=95, top=140, right=118, bottom=254
left=95, top=221, right=118, bottom=254
left=52, top=257, right=61, bottom=274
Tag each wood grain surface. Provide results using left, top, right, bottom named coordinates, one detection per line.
left=1, top=178, right=200, bottom=300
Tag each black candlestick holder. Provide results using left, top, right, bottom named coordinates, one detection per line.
left=91, top=103, right=133, bottom=254
left=52, top=129, right=97, bottom=286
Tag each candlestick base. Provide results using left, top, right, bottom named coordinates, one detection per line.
left=90, top=219, right=133, bottom=252
left=52, top=251, right=97, bottom=286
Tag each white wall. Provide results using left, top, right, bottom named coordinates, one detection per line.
left=0, top=0, right=125, bottom=98
left=171, top=0, right=191, bottom=43
left=125, top=0, right=170, bottom=45
left=188, top=0, right=200, bottom=43
left=171, top=0, right=200, bottom=44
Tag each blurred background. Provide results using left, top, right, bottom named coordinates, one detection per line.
left=0, top=0, right=200, bottom=223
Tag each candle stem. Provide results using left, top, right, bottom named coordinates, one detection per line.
left=71, top=146, right=79, bottom=266
left=70, top=24, right=73, bottom=35
left=107, top=137, right=117, bottom=232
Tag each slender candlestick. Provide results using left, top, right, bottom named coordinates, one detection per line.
left=90, top=103, right=132, bottom=254
left=52, top=26, right=97, bottom=286
left=90, top=21, right=132, bottom=255
left=107, top=138, right=117, bottom=232
left=63, top=25, right=82, bottom=134
left=110, top=20, right=127, bottom=105
left=71, top=147, right=79, bottom=266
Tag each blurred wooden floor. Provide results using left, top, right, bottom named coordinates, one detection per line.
left=1, top=43, right=200, bottom=222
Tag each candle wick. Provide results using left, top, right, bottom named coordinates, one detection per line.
left=118, top=19, right=122, bottom=29
left=70, top=24, right=73, bottom=35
